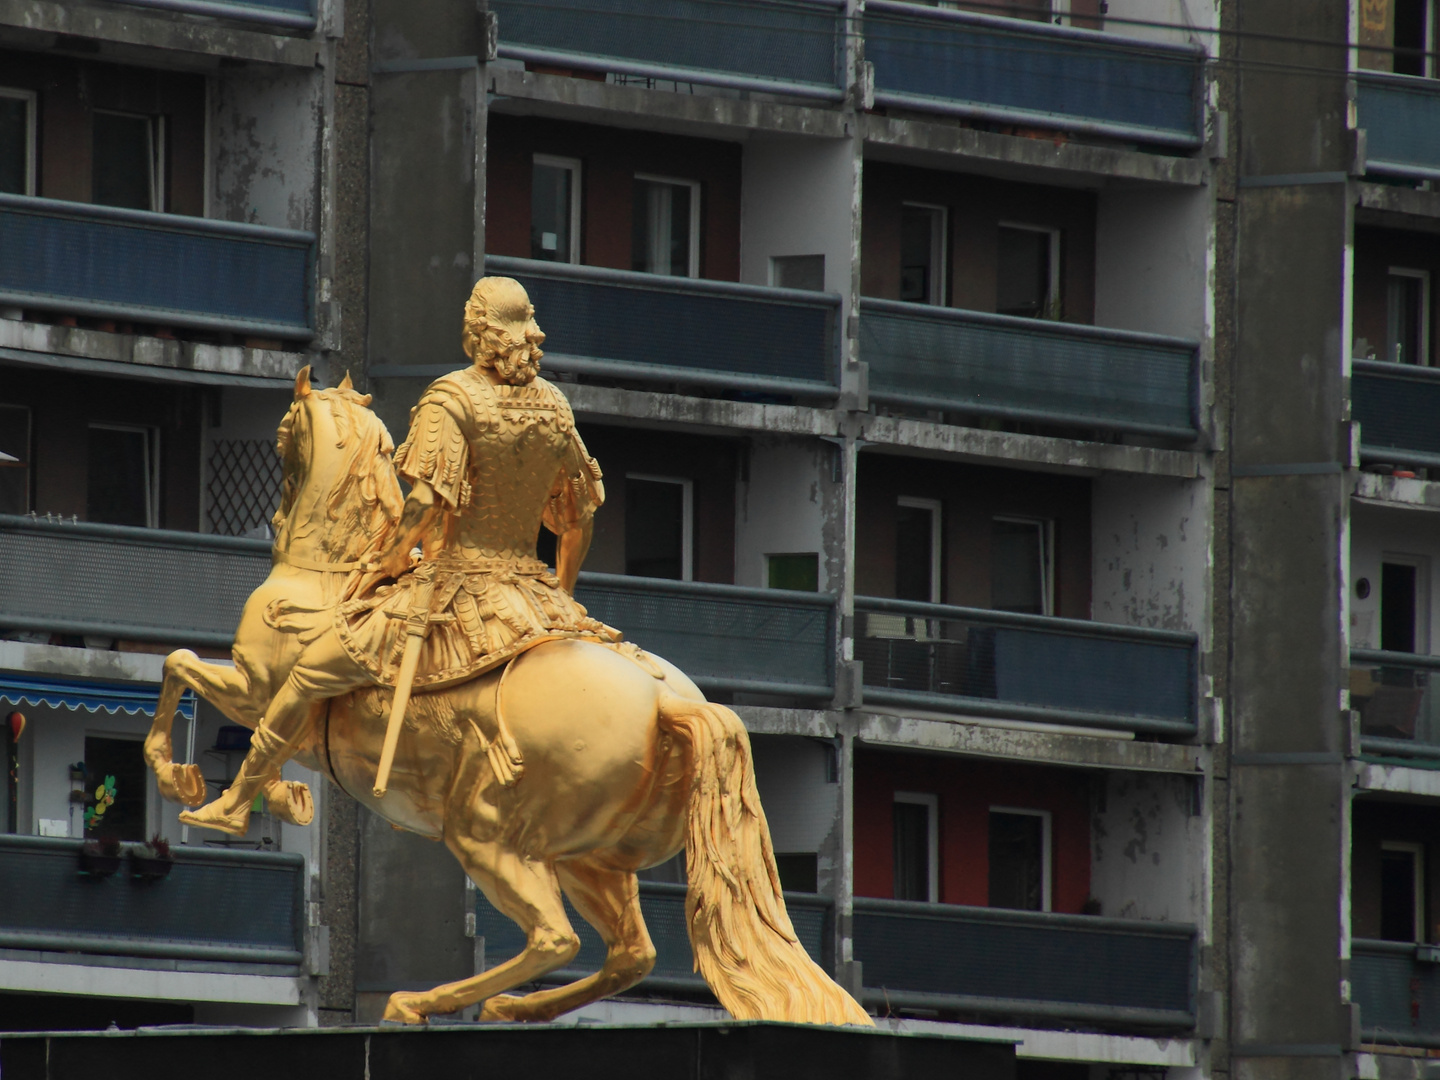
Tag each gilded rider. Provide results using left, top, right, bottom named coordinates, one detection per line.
left=181, top=276, right=619, bottom=835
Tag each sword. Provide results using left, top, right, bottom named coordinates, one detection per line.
left=373, top=567, right=436, bottom=798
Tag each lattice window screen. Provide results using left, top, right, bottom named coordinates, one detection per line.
left=208, top=439, right=281, bottom=537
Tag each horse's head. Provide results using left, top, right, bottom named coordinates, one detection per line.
left=272, top=367, right=404, bottom=565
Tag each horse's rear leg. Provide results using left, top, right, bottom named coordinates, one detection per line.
left=481, top=860, right=657, bottom=1023
left=383, top=835, right=580, bottom=1024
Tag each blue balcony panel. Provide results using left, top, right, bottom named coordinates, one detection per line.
left=490, top=0, right=845, bottom=99
left=855, top=597, right=1198, bottom=736
left=1357, top=73, right=1440, bottom=180
left=854, top=897, right=1196, bottom=1027
left=864, top=1, right=1204, bottom=147
left=1352, top=360, right=1440, bottom=469
left=860, top=298, right=1199, bottom=439
left=475, top=879, right=832, bottom=992
left=116, top=0, right=316, bottom=30
left=0, top=835, right=304, bottom=967
left=1352, top=939, right=1440, bottom=1048
left=576, top=573, right=836, bottom=698
left=0, top=194, right=314, bottom=339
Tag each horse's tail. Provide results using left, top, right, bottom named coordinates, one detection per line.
left=656, top=693, right=873, bottom=1027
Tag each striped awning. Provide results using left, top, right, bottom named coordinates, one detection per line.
left=0, top=673, right=194, bottom=720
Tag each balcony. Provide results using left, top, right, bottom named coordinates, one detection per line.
left=1350, top=650, right=1440, bottom=760
left=474, top=880, right=833, bottom=994
left=489, top=0, right=846, bottom=100
left=116, top=0, right=317, bottom=30
left=863, top=2, right=1205, bottom=148
left=854, top=597, right=1198, bottom=737
left=437, top=256, right=842, bottom=398
left=859, top=299, right=1200, bottom=439
left=0, top=194, right=314, bottom=341
left=0, top=835, right=304, bottom=969
left=853, top=897, right=1196, bottom=1028
left=576, top=574, right=836, bottom=698
left=1356, top=73, right=1440, bottom=181
left=1352, top=938, right=1440, bottom=1048
left=1352, top=361, right=1440, bottom=469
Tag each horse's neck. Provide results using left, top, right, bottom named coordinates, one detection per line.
left=274, top=406, right=365, bottom=567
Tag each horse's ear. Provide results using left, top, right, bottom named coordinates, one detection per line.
left=339, top=370, right=354, bottom=392
left=295, top=366, right=312, bottom=398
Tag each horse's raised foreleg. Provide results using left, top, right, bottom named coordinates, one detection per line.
left=145, top=649, right=255, bottom=807
left=480, top=859, right=656, bottom=1023
left=382, top=835, right=580, bottom=1023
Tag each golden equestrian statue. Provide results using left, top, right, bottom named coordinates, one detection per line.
left=142, top=277, right=871, bottom=1027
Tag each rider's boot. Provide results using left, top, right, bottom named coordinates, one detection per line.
left=180, top=724, right=298, bottom=836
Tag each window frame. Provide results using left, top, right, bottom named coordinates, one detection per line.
left=897, top=496, right=943, bottom=604
left=1381, top=839, right=1426, bottom=942
left=993, top=514, right=1055, bottom=617
left=88, top=422, right=161, bottom=529
left=997, top=221, right=1063, bottom=321
left=633, top=173, right=702, bottom=279
left=1386, top=266, right=1431, bottom=366
left=894, top=791, right=940, bottom=904
left=532, top=153, right=583, bottom=265
left=989, top=805, right=1053, bottom=913
left=626, top=472, right=694, bottom=582
left=900, top=201, right=949, bottom=306
left=0, top=86, right=37, bottom=197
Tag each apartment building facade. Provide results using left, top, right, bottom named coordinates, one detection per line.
left=2, top=1, right=1439, bottom=1078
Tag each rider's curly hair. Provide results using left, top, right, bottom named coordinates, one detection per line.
left=461, top=277, right=545, bottom=384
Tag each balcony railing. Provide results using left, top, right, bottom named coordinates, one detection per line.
left=116, top=0, right=316, bottom=30
left=0, top=194, right=314, bottom=340
left=576, top=574, right=836, bottom=698
left=490, top=0, right=846, bottom=100
left=855, top=897, right=1195, bottom=1027
left=1352, top=360, right=1440, bottom=469
left=855, top=597, right=1198, bottom=736
left=1351, top=650, right=1440, bottom=760
left=859, top=298, right=1200, bottom=439
left=474, top=880, right=833, bottom=994
left=399, top=256, right=841, bottom=397
left=863, top=2, right=1205, bottom=148
left=1356, top=72, right=1440, bottom=180
left=0, top=835, right=305, bottom=968
left=1352, top=938, right=1440, bottom=1048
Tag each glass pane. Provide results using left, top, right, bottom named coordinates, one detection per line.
left=531, top=163, right=574, bottom=262
left=87, top=426, right=150, bottom=527
left=771, top=254, right=825, bottom=291
left=625, top=477, right=685, bottom=579
left=83, top=736, right=148, bottom=842
left=0, top=403, right=29, bottom=515
left=1380, top=849, right=1418, bottom=941
left=900, top=206, right=937, bottom=304
left=992, top=519, right=1044, bottom=614
left=1387, top=275, right=1425, bottom=364
left=0, top=96, right=27, bottom=195
left=774, top=853, right=818, bottom=893
left=893, top=801, right=930, bottom=901
left=93, top=112, right=153, bottom=211
left=632, top=179, right=692, bottom=277
left=989, top=811, right=1043, bottom=911
left=1394, top=0, right=1428, bottom=76
left=996, top=226, right=1052, bottom=319
left=1382, top=562, right=1419, bottom=653
left=767, top=553, right=819, bottom=592
left=895, top=503, right=934, bottom=602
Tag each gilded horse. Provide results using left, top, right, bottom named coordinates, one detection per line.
left=143, top=372, right=870, bottom=1027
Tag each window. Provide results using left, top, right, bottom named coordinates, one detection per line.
left=771, top=255, right=826, bottom=292
left=989, top=807, right=1051, bottom=912
left=93, top=110, right=165, bottom=212
left=1380, top=840, right=1425, bottom=942
left=0, top=88, right=36, bottom=196
left=1394, top=0, right=1435, bottom=77
left=0, top=404, right=30, bottom=515
left=633, top=175, right=700, bottom=278
left=774, top=853, right=819, bottom=893
left=767, top=553, right=819, bottom=592
left=1386, top=268, right=1430, bottom=365
left=1382, top=556, right=1430, bottom=653
left=625, top=474, right=692, bottom=580
left=992, top=516, right=1054, bottom=616
left=83, top=735, right=148, bottom=842
left=997, top=224, right=1061, bottom=320
left=893, top=792, right=938, bottom=902
left=531, top=155, right=581, bottom=264
left=900, top=203, right=947, bottom=305
left=88, top=424, right=159, bottom=528
left=896, top=496, right=942, bottom=603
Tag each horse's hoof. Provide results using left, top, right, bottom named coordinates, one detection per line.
left=264, top=780, right=314, bottom=826
left=479, top=995, right=525, bottom=1022
left=155, top=763, right=207, bottom=807
left=382, top=993, right=428, bottom=1024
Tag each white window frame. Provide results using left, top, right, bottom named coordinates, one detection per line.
left=901, top=201, right=948, bottom=306
left=0, top=87, right=37, bottom=197
left=93, top=109, right=166, bottom=213
left=894, top=791, right=940, bottom=904
left=1387, top=266, right=1431, bottom=365
left=998, top=221, right=1062, bottom=321
left=627, top=472, right=693, bottom=582
left=1382, top=840, right=1426, bottom=941
left=533, top=153, right=582, bottom=265
left=990, top=805, right=1053, bottom=913
left=1382, top=551, right=1432, bottom=653
left=90, top=422, right=161, bottom=529
left=898, top=496, right=943, bottom=604
left=994, top=514, right=1055, bottom=617
left=634, top=173, right=701, bottom=279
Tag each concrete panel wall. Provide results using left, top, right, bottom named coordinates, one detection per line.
left=1100, top=0, right=1217, bottom=49
left=1090, top=771, right=1204, bottom=924
left=1349, top=501, right=1440, bottom=652
left=212, top=69, right=321, bottom=231
left=1092, top=474, right=1210, bottom=634
left=751, top=735, right=840, bottom=892
left=734, top=438, right=834, bottom=590
left=1095, top=186, right=1212, bottom=342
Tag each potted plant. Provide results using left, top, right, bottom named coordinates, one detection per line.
left=79, top=836, right=122, bottom=876
left=131, top=834, right=174, bottom=880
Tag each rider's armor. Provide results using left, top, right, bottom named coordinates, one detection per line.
left=335, top=366, right=618, bottom=690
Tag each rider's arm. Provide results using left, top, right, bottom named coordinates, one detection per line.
left=353, top=480, right=442, bottom=595
left=555, top=517, right=592, bottom=595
